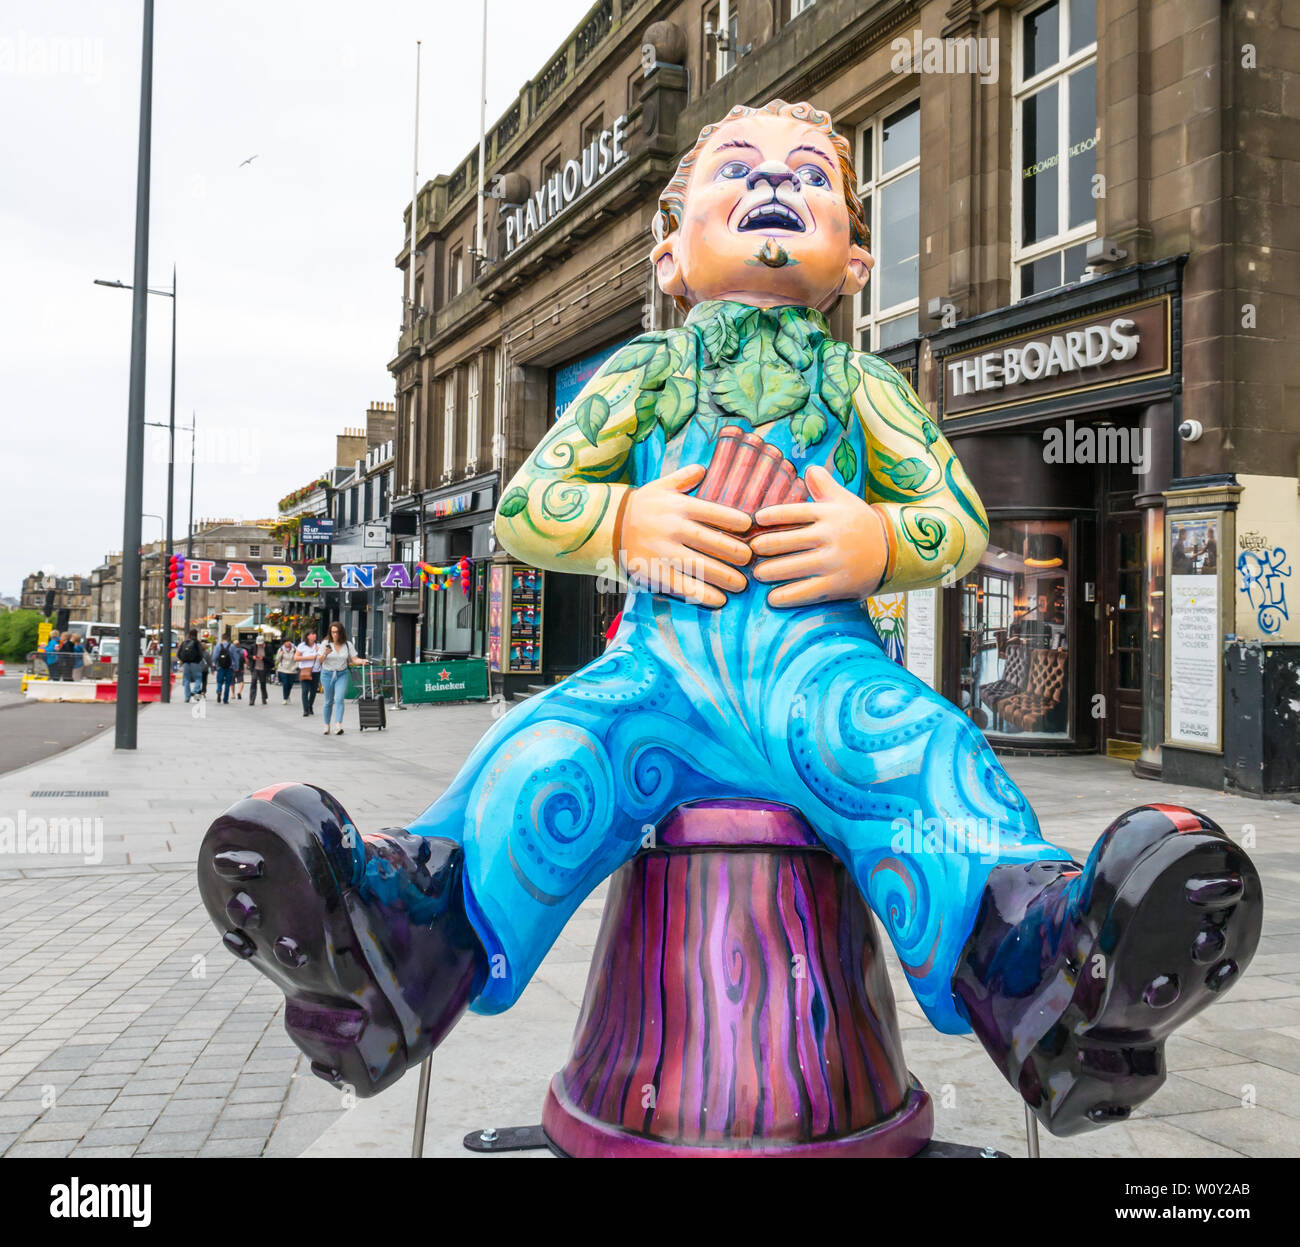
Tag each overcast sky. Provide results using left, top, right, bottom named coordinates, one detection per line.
left=0, top=0, right=595, bottom=599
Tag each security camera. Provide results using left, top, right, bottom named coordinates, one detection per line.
left=1178, top=419, right=1203, bottom=442
left=1085, top=237, right=1129, bottom=266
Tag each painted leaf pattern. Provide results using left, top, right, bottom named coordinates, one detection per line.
left=833, top=437, right=858, bottom=485
left=655, top=375, right=696, bottom=439
left=790, top=405, right=827, bottom=450
left=633, top=389, right=659, bottom=442
left=573, top=394, right=611, bottom=446
left=603, top=338, right=661, bottom=375
left=886, top=457, right=931, bottom=490
left=774, top=308, right=815, bottom=371
left=819, top=342, right=860, bottom=428
left=698, top=313, right=740, bottom=364
left=497, top=486, right=529, bottom=518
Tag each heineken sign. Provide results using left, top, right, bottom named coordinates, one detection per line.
left=400, top=658, right=489, bottom=703
left=503, top=115, right=628, bottom=256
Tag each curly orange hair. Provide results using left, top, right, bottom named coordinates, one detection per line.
left=653, top=99, right=869, bottom=250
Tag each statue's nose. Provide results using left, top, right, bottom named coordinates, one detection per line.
left=746, top=162, right=799, bottom=192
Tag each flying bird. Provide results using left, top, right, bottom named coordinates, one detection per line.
left=238, top=155, right=259, bottom=167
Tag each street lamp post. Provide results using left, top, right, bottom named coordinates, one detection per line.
left=113, top=0, right=155, bottom=750
left=96, top=270, right=178, bottom=703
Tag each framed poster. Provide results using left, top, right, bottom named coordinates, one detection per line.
left=507, top=566, right=544, bottom=673
left=487, top=564, right=505, bottom=672
left=1165, top=511, right=1224, bottom=751
left=905, top=588, right=938, bottom=690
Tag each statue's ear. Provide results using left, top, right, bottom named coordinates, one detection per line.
left=652, top=234, right=686, bottom=300
left=842, top=242, right=875, bottom=298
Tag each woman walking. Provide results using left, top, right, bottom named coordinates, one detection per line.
left=318, top=622, right=367, bottom=736
left=275, top=639, right=298, bottom=703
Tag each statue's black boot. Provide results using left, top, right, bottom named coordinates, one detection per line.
left=953, top=805, right=1262, bottom=1135
left=197, top=782, right=486, bottom=1096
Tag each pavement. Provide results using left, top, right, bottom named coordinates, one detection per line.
left=0, top=687, right=1297, bottom=1159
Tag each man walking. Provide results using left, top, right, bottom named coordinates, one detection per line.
left=246, top=636, right=273, bottom=706
left=212, top=630, right=242, bottom=704
left=295, top=631, right=320, bottom=717
left=177, top=629, right=206, bottom=702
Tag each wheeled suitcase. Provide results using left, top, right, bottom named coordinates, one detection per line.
left=356, top=663, right=386, bottom=731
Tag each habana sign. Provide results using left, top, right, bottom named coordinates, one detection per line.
left=178, top=560, right=455, bottom=592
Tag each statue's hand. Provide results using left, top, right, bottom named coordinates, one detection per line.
left=751, top=465, right=888, bottom=608
left=619, top=464, right=752, bottom=608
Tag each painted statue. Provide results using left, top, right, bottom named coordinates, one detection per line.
left=199, top=100, right=1261, bottom=1143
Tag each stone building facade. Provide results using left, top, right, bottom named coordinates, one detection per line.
left=389, top=0, right=1299, bottom=788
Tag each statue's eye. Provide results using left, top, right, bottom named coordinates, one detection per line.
left=717, top=160, right=750, bottom=180
left=798, top=164, right=831, bottom=188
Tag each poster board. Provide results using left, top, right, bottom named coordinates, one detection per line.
left=1165, top=510, right=1224, bottom=751
left=486, top=563, right=545, bottom=674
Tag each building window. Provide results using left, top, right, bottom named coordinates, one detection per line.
left=853, top=96, right=921, bottom=352
left=959, top=518, right=1073, bottom=741
left=442, top=371, right=457, bottom=476
left=248, top=544, right=261, bottom=559
left=581, top=110, right=604, bottom=151
left=627, top=66, right=643, bottom=112
left=792, top=0, right=817, bottom=15
left=449, top=245, right=463, bottom=298
left=1013, top=0, right=1097, bottom=299
left=492, top=349, right=505, bottom=468
left=703, top=2, right=739, bottom=87
left=465, top=357, right=480, bottom=468
left=224, top=545, right=237, bottom=559
left=405, top=391, right=417, bottom=491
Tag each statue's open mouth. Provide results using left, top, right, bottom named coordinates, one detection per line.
left=737, top=201, right=806, bottom=233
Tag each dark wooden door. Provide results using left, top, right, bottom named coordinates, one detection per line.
left=1103, top=508, right=1144, bottom=744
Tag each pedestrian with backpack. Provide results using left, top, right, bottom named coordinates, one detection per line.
left=178, top=629, right=205, bottom=702
left=213, top=629, right=242, bottom=704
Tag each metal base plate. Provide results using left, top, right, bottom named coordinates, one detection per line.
left=462, top=1125, right=549, bottom=1153
left=462, top=1127, right=1007, bottom=1158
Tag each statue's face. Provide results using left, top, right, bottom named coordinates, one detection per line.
left=653, top=112, right=874, bottom=311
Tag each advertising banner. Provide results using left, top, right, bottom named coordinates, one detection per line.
left=400, top=658, right=489, bottom=703
left=175, top=558, right=466, bottom=592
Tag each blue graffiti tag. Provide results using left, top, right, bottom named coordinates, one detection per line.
left=1238, top=546, right=1292, bottom=634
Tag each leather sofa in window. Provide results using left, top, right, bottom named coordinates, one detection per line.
left=997, top=648, right=1068, bottom=734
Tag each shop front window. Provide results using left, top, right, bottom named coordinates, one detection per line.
left=959, top=518, right=1072, bottom=740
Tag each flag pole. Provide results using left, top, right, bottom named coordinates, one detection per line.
left=475, top=0, right=488, bottom=272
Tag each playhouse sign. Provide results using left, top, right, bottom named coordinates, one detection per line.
left=502, top=115, right=628, bottom=256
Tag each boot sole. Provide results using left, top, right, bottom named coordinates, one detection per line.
left=197, top=795, right=410, bottom=1097
left=1021, top=818, right=1263, bottom=1134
